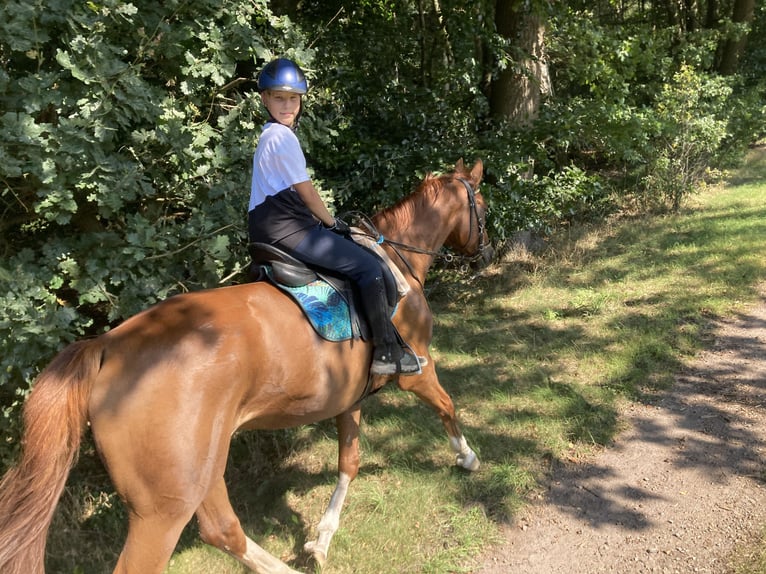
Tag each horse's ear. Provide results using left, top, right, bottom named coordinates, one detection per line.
left=455, top=158, right=465, bottom=173
left=470, top=159, right=484, bottom=185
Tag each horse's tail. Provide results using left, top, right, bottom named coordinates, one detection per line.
left=0, top=339, right=103, bottom=574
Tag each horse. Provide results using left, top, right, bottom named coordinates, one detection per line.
left=0, top=158, right=492, bottom=574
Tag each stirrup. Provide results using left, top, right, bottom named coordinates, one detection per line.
left=370, top=349, right=423, bottom=376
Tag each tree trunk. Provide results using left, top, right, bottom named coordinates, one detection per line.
left=684, top=0, right=699, bottom=32
left=718, top=0, right=756, bottom=75
left=489, top=1, right=551, bottom=126
left=704, top=0, right=719, bottom=29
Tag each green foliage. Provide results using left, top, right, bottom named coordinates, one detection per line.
left=540, top=7, right=763, bottom=213
left=742, top=4, right=766, bottom=85
left=476, top=138, right=609, bottom=240
left=300, top=0, right=491, bottom=212
left=641, top=66, right=731, bottom=211
left=543, top=12, right=675, bottom=166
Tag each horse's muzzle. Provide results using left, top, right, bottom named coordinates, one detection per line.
left=471, top=244, right=495, bottom=270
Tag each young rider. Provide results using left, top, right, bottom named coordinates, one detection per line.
left=248, top=58, right=420, bottom=376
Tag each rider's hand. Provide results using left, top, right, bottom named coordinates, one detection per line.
left=327, top=217, right=351, bottom=237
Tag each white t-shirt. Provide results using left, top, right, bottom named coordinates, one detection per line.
left=249, top=122, right=310, bottom=211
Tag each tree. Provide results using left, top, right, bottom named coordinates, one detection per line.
left=488, top=1, right=552, bottom=125
left=718, top=0, right=756, bottom=75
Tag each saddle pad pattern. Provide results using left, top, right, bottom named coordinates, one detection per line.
left=275, top=276, right=353, bottom=342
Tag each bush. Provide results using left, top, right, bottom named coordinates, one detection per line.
left=641, top=65, right=731, bottom=211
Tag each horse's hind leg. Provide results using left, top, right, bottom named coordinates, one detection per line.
left=113, top=511, right=191, bottom=574
left=398, top=367, right=480, bottom=471
left=196, top=476, right=301, bottom=574
left=102, top=439, right=201, bottom=573
left=304, top=405, right=362, bottom=566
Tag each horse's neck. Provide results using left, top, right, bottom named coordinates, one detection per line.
left=379, top=207, right=449, bottom=284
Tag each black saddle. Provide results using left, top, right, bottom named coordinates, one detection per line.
left=248, top=242, right=324, bottom=287
left=248, top=242, right=398, bottom=302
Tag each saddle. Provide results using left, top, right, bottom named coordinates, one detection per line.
left=247, top=241, right=400, bottom=342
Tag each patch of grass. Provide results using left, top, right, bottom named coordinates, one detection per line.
left=44, top=147, right=766, bottom=573
left=732, top=527, right=766, bottom=574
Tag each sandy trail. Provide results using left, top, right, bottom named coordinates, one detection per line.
left=475, top=289, right=766, bottom=574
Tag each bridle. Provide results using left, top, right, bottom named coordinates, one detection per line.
left=455, top=177, right=487, bottom=258
left=350, top=176, right=488, bottom=281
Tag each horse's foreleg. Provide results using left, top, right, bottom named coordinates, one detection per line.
left=398, top=369, right=480, bottom=471
left=197, top=477, right=301, bottom=574
left=449, top=433, right=481, bottom=471
left=304, top=405, right=361, bottom=566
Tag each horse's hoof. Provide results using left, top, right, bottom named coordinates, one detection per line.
left=457, top=451, right=480, bottom=471
left=303, top=541, right=327, bottom=567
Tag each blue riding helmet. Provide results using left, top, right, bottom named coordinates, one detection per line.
left=257, top=58, right=308, bottom=94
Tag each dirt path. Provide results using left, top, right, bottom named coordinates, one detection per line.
left=475, top=286, right=766, bottom=574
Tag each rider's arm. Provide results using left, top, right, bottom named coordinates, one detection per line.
left=293, top=180, right=336, bottom=228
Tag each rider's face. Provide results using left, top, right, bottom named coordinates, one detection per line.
left=261, top=90, right=302, bottom=128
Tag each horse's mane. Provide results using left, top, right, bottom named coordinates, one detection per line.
left=376, top=166, right=469, bottom=228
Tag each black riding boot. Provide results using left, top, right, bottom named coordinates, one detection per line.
left=359, top=277, right=421, bottom=375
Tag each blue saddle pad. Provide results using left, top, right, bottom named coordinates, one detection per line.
left=266, top=268, right=355, bottom=342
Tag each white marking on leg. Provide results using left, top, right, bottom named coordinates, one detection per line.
left=240, top=535, right=302, bottom=573
left=450, top=435, right=481, bottom=471
left=303, top=471, right=352, bottom=564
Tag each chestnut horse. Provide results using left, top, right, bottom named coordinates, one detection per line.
left=0, top=159, right=491, bottom=574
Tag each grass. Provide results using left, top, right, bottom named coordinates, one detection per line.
left=735, top=527, right=766, bottom=574
left=44, top=146, right=766, bottom=573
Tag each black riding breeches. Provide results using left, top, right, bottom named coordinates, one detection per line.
left=288, top=224, right=384, bottom=291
